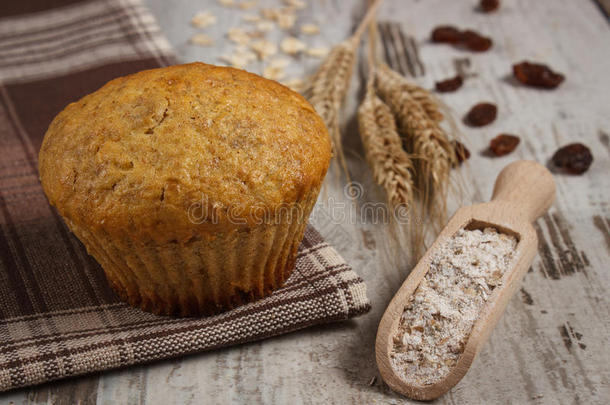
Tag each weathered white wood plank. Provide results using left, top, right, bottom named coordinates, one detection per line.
left=3, top=0, right=608, bottom=403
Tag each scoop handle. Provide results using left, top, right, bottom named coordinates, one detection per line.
left=491, top=160, right=556, bottom=223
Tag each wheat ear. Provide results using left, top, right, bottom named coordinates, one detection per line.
left=308, top=41, right=356, bottom=180
left=377, top=63, right=444, bottom=123
left=375, top=65, right=455, bottom=230
left=358, top=83, right=416, bottom=212
left=306, top=0, right=384, bottom=180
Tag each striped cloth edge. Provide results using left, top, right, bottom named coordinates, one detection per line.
left=0, top=0, right=370, bottom=392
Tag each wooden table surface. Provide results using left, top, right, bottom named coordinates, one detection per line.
left=2, top=0, right=609, bottom=404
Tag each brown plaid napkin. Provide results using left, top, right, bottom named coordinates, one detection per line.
left=0, top=0, right=370, bottom=392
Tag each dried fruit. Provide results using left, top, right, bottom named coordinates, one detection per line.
left=431, top=26, right=462, bottom=44
left=435, top=76, right=463, bottom=93
left=465, top=102, right=497, bottom=127
left=489, top=134, right=520, bottom=156
left=452, top=140, right=470, bottom=165
left=552, top=143, right=593, bottom=174
left=480, top=0, right=500, bottom=12
left=513, top=61, right=565, bottom=89
left=431, top=26, right=492, bottom=52
left=461, top=30, right=493, bottom=52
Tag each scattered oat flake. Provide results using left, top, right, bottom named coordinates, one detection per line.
left=238, top=0, right=258, bottom=10
left=277, top=13, right=297, bottom=29
left=260, top=8, right=279, bottom=20
left=281, top=37, right=306, bottom=54
left=269, top=57, right=290, bottom=69
left=218, top=0, right=234, bottom=6
left=283, top=0, right=306, bottom=9
left=300, top=23, right=319, bottom=35
left=282, top=77, right=305, bottom=92
left=256, top=20, right=274, bottom=32
left=242, top=14, right=261, bottom=22
left=189, top=33, right=214, bottom=46
left=306, top=46, right=329, bottom=58
left=247, top=30, right=266, bottom=39
left=219, top=49, right=256, bottom=69
left=227, top=27, right=251, bottom=45
left=263, top=66, right=286, bottom=81
left=251, top=40, right=278, bottom=60
left=191, top=11, right=217, bottom=28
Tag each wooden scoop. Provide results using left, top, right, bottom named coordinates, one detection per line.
left=375, top=160, right=556, bottom=401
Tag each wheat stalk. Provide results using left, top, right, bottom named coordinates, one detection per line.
left=308, top=41, right=356, bottom=179
left=306, top=0, right=384, bottom=180
left=358, top=82, right=415, bottom=211
left=375, top=64, right=456, bottom=229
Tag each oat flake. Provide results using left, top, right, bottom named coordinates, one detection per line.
left=191, top=11, right=217, bottom=28
left=189, top=33, right=214, bottom=46
left=306, top=46, right=329, bottom=58
left=238, top=0, right=258, bottom=10
left=300, top=23, right=320, bottom=35
left=281, top=37, right=306, bottom=54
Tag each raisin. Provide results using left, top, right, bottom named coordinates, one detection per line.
left=435, top=76, right=464, bottom=93
left=465, top=102, right=497, bottom=127
left=462, top=30, right=493, bottom=52
left=489, top=134, right=520, bottom=156
left=452, top=140, right=470, bottom=165
left=480, top=0, right=500, bottom=12
left=431, top=26, right=492, bottom=52
left=431, top=26, right=462, bottom=44
left=513, top=61, right=565, bottom=89
left=552, top=143, right=593, bottom=174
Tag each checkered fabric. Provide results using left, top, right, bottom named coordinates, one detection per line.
left=0, top=0, right=370, bottom=392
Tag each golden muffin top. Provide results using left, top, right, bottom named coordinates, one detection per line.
left=39, top=63, right=331, bottom=242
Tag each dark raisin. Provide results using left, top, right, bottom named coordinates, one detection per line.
left=435, top=76, right=464, bottom=93
left=465, top=102, right=497, bottom=127
left=513, top=61, right=565, bottom=89
left=489, top=134, right=520, bottom=156
left=431, top=26, right=462, bottom=44
left=452, top=140, right=470, bottom=165
left=552, top=143, right=593, bottom=174
left=480, top=0, right=500, bottom=12
left=462, top=30, right=493, bottom=52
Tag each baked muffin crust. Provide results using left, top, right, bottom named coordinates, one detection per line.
left=39, top=63, right=330, bottom=244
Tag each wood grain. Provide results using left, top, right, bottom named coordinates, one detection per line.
left=2, top=0, right=609, bottom=403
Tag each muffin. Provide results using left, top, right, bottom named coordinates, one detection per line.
left=39, top=62, right=331, bottom=316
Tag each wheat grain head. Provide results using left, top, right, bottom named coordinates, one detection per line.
left=307, top=40, right=357, bottom=180
left=377, top=63, right=444, bottom=123
left=375, top=65, right=456, bottom=229
left=358, top=84, right=415, bottom=211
